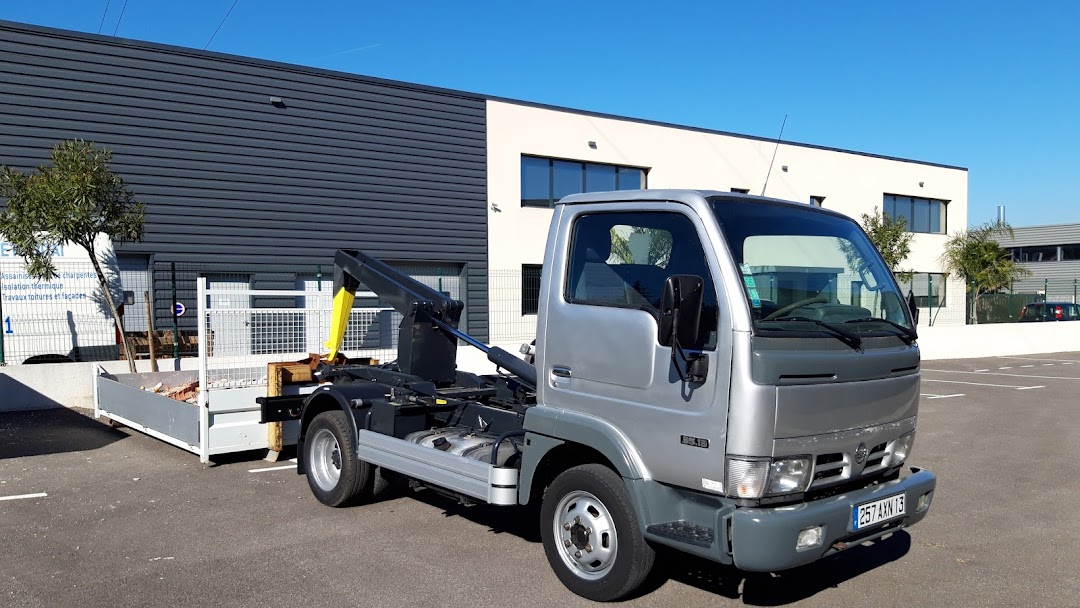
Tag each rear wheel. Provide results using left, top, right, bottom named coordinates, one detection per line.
left=540, top=464, right=655, bottom=601
left=305, top=410, right=383, bottom=507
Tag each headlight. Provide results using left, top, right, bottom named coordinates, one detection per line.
left=890, top=432, right=916, bottom=466
left=727, top=456, right=812, bottom=499
left=726, top=457, right=770, bottom=499
left=766, top=457, right=812, bottom=495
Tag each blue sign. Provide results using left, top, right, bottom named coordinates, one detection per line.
left=174, top=302, right=186, bottom=317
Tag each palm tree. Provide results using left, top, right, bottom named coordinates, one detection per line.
left=940, top=221, right=1030, bottom=324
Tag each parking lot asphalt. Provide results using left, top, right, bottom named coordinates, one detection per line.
left=3, top=353, right=1080, bottom=608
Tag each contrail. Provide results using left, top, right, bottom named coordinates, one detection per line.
left=314, top=43, right=383, bottom=61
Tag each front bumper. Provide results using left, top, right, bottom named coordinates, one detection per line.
left=730, top=468, right=936, bottom=572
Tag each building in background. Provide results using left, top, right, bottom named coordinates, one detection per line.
left=0, top=19, right=968, bottom=364
left=487, top=102, right=968, bottom=338
left=997, top=223, right=1080, bottom=303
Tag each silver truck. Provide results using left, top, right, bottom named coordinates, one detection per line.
left=260, top=189, right=936, bottom=601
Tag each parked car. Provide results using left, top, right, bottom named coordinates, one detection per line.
left=1018, top=302, right=1080, bottom=322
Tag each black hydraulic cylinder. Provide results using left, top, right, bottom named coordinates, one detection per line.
left=487, top=347, right=538, bottom=389
left=428, top=317, right=537, bottom=389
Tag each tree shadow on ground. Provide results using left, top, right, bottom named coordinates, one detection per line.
left=0, top=406, right=127, bottom=459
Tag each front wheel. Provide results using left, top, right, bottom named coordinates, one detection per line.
left=305, top=410, right=384, bottom=507
left=540, top=464, right=655, bottom=601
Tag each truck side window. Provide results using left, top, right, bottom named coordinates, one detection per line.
left=566, top=212, right=719, bottom=349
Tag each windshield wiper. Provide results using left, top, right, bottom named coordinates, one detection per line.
left=843, top=317, right=918, bottom=344
left=763, top=316, right=863, bottom=351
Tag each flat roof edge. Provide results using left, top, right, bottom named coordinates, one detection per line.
left=488, top=98, right=968, bottom=172
left=1, top=19, right=968, bottom=172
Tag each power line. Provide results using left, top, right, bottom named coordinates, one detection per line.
left=96, top=0, right=112, bottom=34
left=111, top=0, right=129, bottom=36
left=204, top=0, right=240, bottom=50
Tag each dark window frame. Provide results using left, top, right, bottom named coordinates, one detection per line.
left=521, top=264, right=543, bottom=315
left=897, top=272, right=947, bottom=308
left=883, top=193, right=948, bottom=234
left=520, top=155, right=649, bottom=208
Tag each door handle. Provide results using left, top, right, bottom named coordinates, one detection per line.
left=551, top=366, right=572, bottom=378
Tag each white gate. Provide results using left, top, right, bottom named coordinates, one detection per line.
left=204, top=275, right=251, bottom=357
left=95, top=279, right=399, bottom=463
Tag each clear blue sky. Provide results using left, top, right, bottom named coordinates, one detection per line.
left=4, top=1, right=1078, bottom=228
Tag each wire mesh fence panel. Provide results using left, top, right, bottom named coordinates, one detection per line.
left=970, top=278, right=1080, bottom=324
left=3, top=255, right=466, bottom=367
left=200, top=286, right=397, bottom=388
left=0, top=260, right=122, bottom=364
left=489, top=269, right=539, bottom=345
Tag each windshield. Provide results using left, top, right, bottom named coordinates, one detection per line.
left=709, top=198, right=914, bottom=336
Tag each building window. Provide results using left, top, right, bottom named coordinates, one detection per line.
left=520, top=155, right=647, bottom=207
left=731, top=188, right=750, bottom=194
left=883, top=194, right=947, bottom=234
left=897, top=273, right=947, bottom=308
left=810, top=195, right=825, bottom=207
left=521, top=264, right=542, bottom=315
left=1009, top=245, right=1067, bottom=262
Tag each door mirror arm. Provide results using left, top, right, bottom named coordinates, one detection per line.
left=660, top=275, right=709, bottom=384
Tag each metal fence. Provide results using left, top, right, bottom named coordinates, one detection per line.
left=970, top=278, right=1080, bottom=324
left=489, top=269, right=540, bottom=345
left=0, top=260, right=121, bottom=365
left=199, top=281, right=399, bottom=389
left=0, top=258, right=464, bottom=366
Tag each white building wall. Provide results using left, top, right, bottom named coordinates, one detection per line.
left=486, top=100, right=969, bottom=340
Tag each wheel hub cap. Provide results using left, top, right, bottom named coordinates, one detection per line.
left=552, top=490, right=618, bottom=580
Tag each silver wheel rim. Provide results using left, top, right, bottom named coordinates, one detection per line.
left=309, top=428, right=342, bottom=492
left=552, top=490, right=618, bottom=580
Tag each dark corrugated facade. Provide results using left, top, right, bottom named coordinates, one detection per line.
left=0, top=20, right=489, bottom=339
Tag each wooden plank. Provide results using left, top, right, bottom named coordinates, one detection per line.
left=266, top=362, right=314, bottom=455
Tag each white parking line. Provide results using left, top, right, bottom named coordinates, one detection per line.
left=923, top=369, right=1080, bottom=381
left=922, top=378, right=1041, bottom=390
left=0, top=492, right=48, bottom=502
left=999, top=356, right=1080, bottom=364
left=920, top=393, right=965, bottom=400
left=248, top=458, right=298, bottom=473
left=1016, top=386, right=1046, bottom=391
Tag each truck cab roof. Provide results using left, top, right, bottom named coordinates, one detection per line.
left=557, top=189, right=850, bottom=221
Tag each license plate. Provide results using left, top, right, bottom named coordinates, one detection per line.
left=853, top=493, right=906, bottom=530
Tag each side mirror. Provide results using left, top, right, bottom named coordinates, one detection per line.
left=659, top=274, right=704, bottom=347
left=907, top=290, right=920, bottom=326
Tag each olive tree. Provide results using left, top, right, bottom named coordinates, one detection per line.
left=859, top=206, right=914, bottom=279
left=0, top=140, right=145, bottom=371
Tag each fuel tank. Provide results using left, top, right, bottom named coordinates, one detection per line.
left=405, top=427, right=523, bottom=466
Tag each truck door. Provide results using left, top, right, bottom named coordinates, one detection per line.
left=539, top=204, right=732, bottom=493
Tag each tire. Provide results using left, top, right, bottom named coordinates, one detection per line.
left=305, top=410, right=378, bottom=507
left=540, top=464, right=656, bottom=602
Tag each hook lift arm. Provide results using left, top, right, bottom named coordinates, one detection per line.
left=326, top=249, right=536, bottom=389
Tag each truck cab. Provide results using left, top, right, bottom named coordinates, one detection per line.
left=526, top=190, right=932, bottom=585
left=266, top=189, right=936, bottom=602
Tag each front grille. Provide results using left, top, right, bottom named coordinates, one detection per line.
left=812, top=452, right=847, bottom=485
left=810, top=441, right=890, bottom=489
left=863, top=442, right=888, bottom=470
